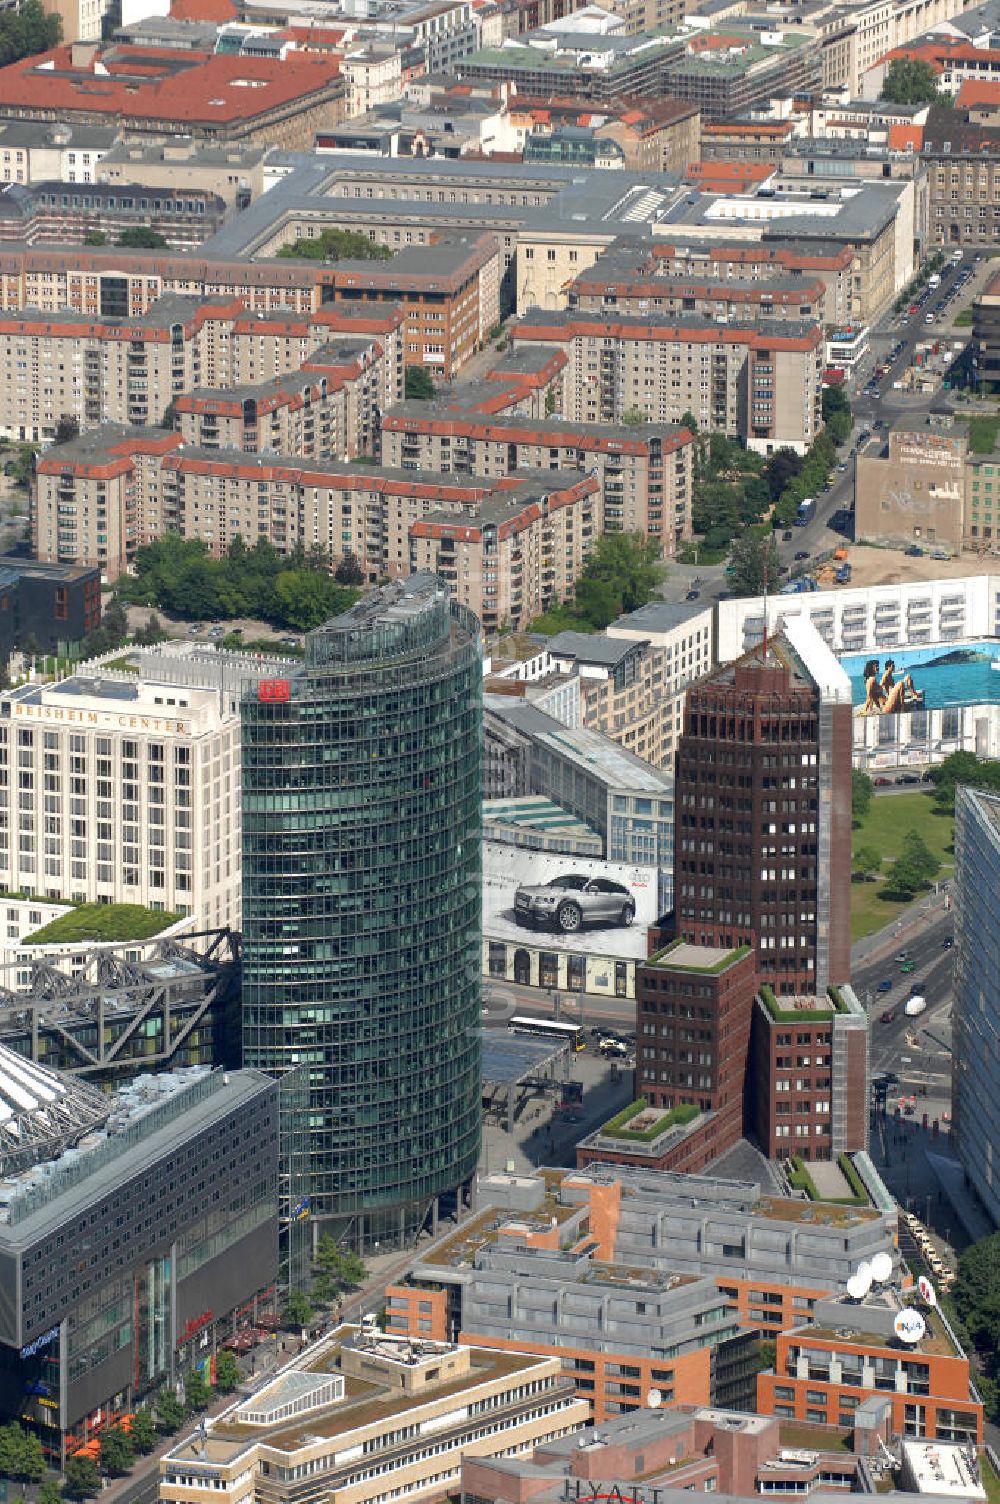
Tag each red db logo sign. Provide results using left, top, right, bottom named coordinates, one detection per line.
left=258, top=679, right=290, bottom=703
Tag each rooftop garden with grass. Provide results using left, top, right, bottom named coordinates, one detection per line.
left=602, top=1098, right=700, bottom=1142
left=27, top=903, right=182, bottom=946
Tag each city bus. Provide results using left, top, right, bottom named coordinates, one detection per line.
left=508, top=1015, right=585, bottom=1051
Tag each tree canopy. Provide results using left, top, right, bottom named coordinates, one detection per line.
left=852, top=768, right=874, bottom=825
left=120, top=535, right=360, bottom=633
left=0, top=0, right=60, bottom=68
left=727, top=531, right=779, bottom=597
left=881, top=57, right=942, bottom=105
left=528, top=533, right=665, bottom=633
left=926, top=750, right=1000, bottom=812
left=404, top=366, right=436, bottom=401
left=278, top=228, right=392, bottom=262
left=117, top=226, right=168, bottom=249
left=63, top=1455, right=100, bottom=1500
left=952, top=1229, right=1000, bottom=1419
left=821, top=384, right=853, bottom=445
left=883, top=828, right=942, bottom=900
left=0, top=1422, right=45, bottom=1481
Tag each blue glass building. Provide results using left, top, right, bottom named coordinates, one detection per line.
left=241, top=576, right=482, bottom=1248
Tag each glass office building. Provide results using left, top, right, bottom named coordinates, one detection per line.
left=241, top=576, right=482, bottom=1248
left=953, top=786, right=1000, bottom=1228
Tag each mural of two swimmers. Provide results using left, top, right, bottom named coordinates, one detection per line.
left=859, top=658, right=925, bottom=715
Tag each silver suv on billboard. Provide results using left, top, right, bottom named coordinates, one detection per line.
left=514, top=874, right=636, bottom=933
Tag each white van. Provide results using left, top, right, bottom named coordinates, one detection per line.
left=904, top=995, right=927, bottom=1017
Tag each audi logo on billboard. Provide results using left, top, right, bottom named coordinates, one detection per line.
left=258, top=679, right=291, bottom=704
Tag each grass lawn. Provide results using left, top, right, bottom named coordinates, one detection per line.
left=851, top=791, right=954, bottom=941
left=28, top=903, right=181, bottom=945
left=963, top=414, right=1000, bottom=454
left=983, top=1457, right=1000, bottom=1504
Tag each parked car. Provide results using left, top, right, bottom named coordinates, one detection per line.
left=901, top=960, right=916, bottom=974
left=942, top=936, right=954, bottom=949
left=894, top=951, right=911, bottom=963
left=880, top=1009, right=896, bottom=1024
left=794, top=550, right=809, bottom=561
left=686, top=589, right=700, bottom=600
left=896, top=773, right=921, bottom=784
left=877, top=979, right=893, bottom=993
left=905, top=545, right=924, bottom=557
left=514, top=873, right=635, bottom=932
left=782, top=530, right=793, bottom=542
left=874, top=776, right=892, bottom=786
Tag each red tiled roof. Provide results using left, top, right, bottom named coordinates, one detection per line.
left=956, top=79, right=1000, bottom=106
left=0, top=44, right=341, bottom=124
left=170, top=0, right=237, bottom=21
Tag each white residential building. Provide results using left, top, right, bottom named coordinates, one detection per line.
left=0, top=644, right=292, bottom=929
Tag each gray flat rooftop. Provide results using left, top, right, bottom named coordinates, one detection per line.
left=482, top=1029, right=566, bottom=1086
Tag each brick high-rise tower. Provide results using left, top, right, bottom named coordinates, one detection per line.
left=674, top=616, right=852, bottom=996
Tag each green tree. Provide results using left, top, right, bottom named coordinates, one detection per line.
left=853, top=844, right=882, bottom=880
left=334, top=553, right=364, bottom=587
left=184, top=1369, right=212, bottom=1412
left=313, top=1234, right=367, bottom=1302
left=213, top=1350, right=242, bottom=1394
left=763, top=447, right=803, bottom=502
left=283, top=1289, right=314, bottom=1328
left=84, top=229, right=107, bottom=246
left=128, top=1407, right=157, bottom=1456
left=544, top=389, right=557, bottom=415
left=62, top=1457, right=100, bottom=1501
left=927, top=750, right=1000, bottom=812
left=117, top=227, right=168, bottom=249
left=881, top=57, right=941, bottom=105
left=821, top=384, right=853, bottom=444
left=10, top=443, right=34, bottom=488
left=277, top=228, right=392, bottom=263
left=0, top=1425, right=44, bottom=1482
left=728, top=531, right=780, bottom=597
left=620, top=407, right=648, bottom=426
left=900, top=828, right=941, bottom=885
left=404, top=366, right=436, bottom=401
left=755, top=1339, right=777, bottom=1372
left=161, top=399, right=178, bottom=430
left=155, top=1389, right=186, bottom=1433
left=38, top=1478, right=63, bottom=1504
left=852, top=768, right=874, bottom=824
left=133, top=613, right=167, bottom=647
left=272, top=569, right=337, bottom=632
left=883, top=854, right=926, bottom=901
left=98, top=1425, right=134, bottom=1477
left=0, top=0, right=60, bottom=67
left=679, top=410, right=698, bottom=434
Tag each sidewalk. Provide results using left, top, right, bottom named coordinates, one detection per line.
left=851, top=887, right=951, bottom=969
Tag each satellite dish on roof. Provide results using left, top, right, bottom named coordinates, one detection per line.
left=847, top=1261, right=873, bottom=1301
left=894, top=1309, right=926, bottom=1345
left=871, top=1252, right=893, bottom=1284
left=646, top=1389, right=662, bottom=1409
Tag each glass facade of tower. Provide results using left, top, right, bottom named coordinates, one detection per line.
left=241, top=578, right=482, bottom=1247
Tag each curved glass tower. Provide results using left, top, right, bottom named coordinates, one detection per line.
left=241, top=575, right=482, bottom=1248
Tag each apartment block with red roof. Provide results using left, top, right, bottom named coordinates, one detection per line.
left=381, top=407, right=695, bottom=556
left=0, top=42, right=346, bottom=149
left=567, top=240, right=828, bottom=326
left=408, top=475, right=600, bottom=630
left=35, top=427, right=596, bottom=590
left=315, top=232, right=501, bottom=378
left=0, top=296, right=404, bottom=446
left=510, top=307, right=824, bottom=455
